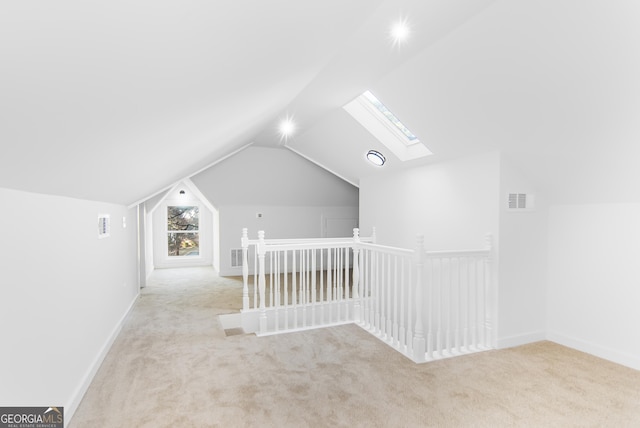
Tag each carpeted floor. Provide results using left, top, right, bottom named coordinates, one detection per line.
left=69, top=267, right=640, bottom=427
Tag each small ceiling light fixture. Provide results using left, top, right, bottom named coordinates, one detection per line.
left=367, top=150, right=386, bottom=166
left=278, top=116, right=296, bottom=141
left=179, top=190, right=186, bottom=195
left=390, top=18, right=411, bottom=47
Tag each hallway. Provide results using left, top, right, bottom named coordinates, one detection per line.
left=69, top=268, right=640, bottom=427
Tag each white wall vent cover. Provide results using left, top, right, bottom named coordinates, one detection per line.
left=231, top=249, right=243, bottom=267
left=507, top=193, right=534, bottom=211
left=98, top=214, right=111, bottom=238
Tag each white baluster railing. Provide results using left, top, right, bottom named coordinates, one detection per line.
left=421, top=239, right=494, bottom=360
left=358, top=241, right=415, bottom=357
left=241, top=229, right=375, bottom=312
left=260, top=241, right=356, bottom=333
left=238, top=228, right=494, bottom=363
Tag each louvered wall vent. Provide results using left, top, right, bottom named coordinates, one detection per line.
left=231, top=249, right=243, bottom=267
left=98, top=214, right=110, bottom=238
left=507, top=193, right=534, bottom=211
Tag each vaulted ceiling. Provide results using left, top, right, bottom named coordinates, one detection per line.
left=2, top=0, right=639, bottom=205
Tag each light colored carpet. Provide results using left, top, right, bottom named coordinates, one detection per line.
left=69, top=267, right=640, bottom=427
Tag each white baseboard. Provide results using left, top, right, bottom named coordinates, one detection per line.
left=154, top=260, right=212, bottom=269
left=547, top=331, right=640, bottom=371
left=497, top=330, right=546, bottom=349
left=219, top=268, right=243, bottom=277
left=64, top=293, right=139, bottom=426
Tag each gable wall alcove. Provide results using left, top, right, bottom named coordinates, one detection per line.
left=146, top=179, right=219, bottom=275
left=190, top=146, right=360, bottom=276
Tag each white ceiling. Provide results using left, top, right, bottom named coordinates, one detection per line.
left=288, top=0, right=640, bottom=204
left=2, top=0, right=640, bottom=205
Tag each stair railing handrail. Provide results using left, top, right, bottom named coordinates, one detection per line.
left=425, top=248, right=491, bottom=257
left=357, top=233, right=494, bottom=362
left=241, top=228, right=376, bottom=312
left=261, top=241, right=355, bottom=252
left=245, top=236, right=375, bottom=245
left=359, top=241, right=414, bottom=258
left=240, top=227, right=495, bottom=362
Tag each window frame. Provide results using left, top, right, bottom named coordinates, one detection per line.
left=166, top=204, right=202, bottom=258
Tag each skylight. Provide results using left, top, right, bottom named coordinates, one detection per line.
left=362, top=91, right=418, bottom=144
left=343, top=90, right=432, bottom=162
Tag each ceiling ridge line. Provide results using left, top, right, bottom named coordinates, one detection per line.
left=127, top=142, right=254, bottom=209
left=283, top=144, right=359, bottom=188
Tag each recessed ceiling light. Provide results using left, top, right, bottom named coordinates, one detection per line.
left=390, top=18, right=410, bottom=46
left=367, top=150, right=386, bottom=166
left=279, top=117, right=295, bottom=140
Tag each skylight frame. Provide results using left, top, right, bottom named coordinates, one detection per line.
left=361, top=90, right=419, bottom=146
left=343, top=90, right=432, bottom=162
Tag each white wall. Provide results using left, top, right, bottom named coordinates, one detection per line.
left=497, top=156, right=548, bottom=347
left=0, top=187, right=138, bottom=419
left=219, top=205, right=359, bottom=276
left=142, top=188, right=169, bottom=278
left=144, top=201, right=155, bottom=279
left=191, top=146, right=359, bottom=276
left=360, top=151, right=552, bottom=349
left=359, top=152, right=500, bottom=346
left=137, top=204, right=147, bottom=287
left=547, top=204, right=640, bottom=370
left=359, top=151, right=500, bottom=251
left=191, top=146, right=359, bottom=207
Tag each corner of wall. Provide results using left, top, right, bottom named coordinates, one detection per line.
left=547, top=331, right=640, bottom=371
left=496, top=153, right=548, bottom=349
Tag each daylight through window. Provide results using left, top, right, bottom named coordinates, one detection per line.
left=362, top=90, right=418, bottom=144
left=167, top=206, right=200, bottom=257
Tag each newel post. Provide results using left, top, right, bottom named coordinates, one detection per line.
left=258, top=230, right=267, bottom=334
left=413, top=235, right=426, bottom=362
left=484, top=233, right=494, bottom=349
left=352, top=228, right=361, bottom=322
left=241, top=228, right=249, bottom=311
